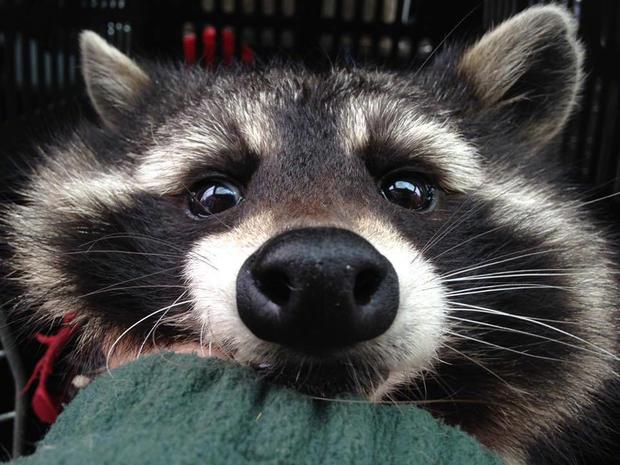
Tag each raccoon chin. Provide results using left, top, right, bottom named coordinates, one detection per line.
left=247, top=360, right=390, bottom=398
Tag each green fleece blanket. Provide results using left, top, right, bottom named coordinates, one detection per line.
left=15, top=354, right=503, bottom=465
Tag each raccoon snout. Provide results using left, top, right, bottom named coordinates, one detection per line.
left=236, top=227, right=399, bottom=352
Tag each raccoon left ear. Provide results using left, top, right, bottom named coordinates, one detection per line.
left=458, top=5, right=584, bottom=145
left=80, top=31, right=151, bottom=128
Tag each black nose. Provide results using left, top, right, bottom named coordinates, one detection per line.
left=236, top=227, right=399, bottom=351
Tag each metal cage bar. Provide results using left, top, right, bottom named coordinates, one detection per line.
left=0, top=310, right=26, bottom=459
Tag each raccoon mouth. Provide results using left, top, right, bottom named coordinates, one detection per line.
left=247, top=359, right=389, bottom=397
left=219, top=348, right=388, bottom=396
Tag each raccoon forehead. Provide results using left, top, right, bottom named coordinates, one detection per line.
left=135, top=99, right=275, bottom=194
left=135, top=74, right=482, bottom=195
left=340, top=96, right=482, bottom=193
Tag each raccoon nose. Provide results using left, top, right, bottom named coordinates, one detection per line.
left=236, top=227, right=399, bottom=351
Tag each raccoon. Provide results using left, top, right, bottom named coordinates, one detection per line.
left=1, top=4, right=618, bottom=465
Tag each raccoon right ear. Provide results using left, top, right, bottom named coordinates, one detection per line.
left=458, top=5, right=584, bottom=146
left=80, top=31, right=151, bottom=128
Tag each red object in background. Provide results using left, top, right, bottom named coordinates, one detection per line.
left=183, top=30, right=197, bottom=65
left=188, top=25, right=254, bottom=67
left=203, top=26, right=217, bottom=66
left=221, top=27, right=235, bottom=65
left=241, top=44, right=255, bottom=65
left=23, top=314, right=78, bottom=424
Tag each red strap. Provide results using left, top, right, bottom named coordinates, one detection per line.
left=23, top=314, right=78, bottom=424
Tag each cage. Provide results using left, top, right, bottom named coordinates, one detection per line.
left=1, top=0, right=619, bottom=460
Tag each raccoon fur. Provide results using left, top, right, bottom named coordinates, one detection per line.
left=1, top=5, right=618, bottom=465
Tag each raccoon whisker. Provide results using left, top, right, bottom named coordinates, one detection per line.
left=418, top=197, right=472, bottom=255
left=441, top=248, right=564, bottom=279
left=445, top=314, right=613, bottom=360
left=207, top=337, right=212, bottom=358
left=429, top=223, right=509, bottom=261
left=2, top=269, right=18, bottom=279
left=449, top=302, right=619, bottom=360
left=76, top=265, right=185, bottom=299
left=78, top=233, right=217, bottom=269
left=81, top=284, right=188, bottom=294
left=446, top=267, right=585, bottom=276
left=448, top=305, right=582, bottom=325
left=419, top=369, right=429, bottom=402
left=443, top=342, right=526, bottom=393
left=363, top=363, right=386, bottom=400
left=199, top=319, right=207, bottom=357
left=306, top=395, right=497, bottom=406
left=420, top=198, right=489, bottom=256
left=445, top=271, right=585, bottom=282
left=295, top=357, right=305, bottom=384
left=427, top=367, right=463, bottom=403
left=80, top=233, right=189, bottom=254
left=421, top=181, right=525, bottom=257
left=202, top=299, right=220, bottom=359
left=350, top=359, right=366, bottom=397
left=105, top=298, right=194, bottom=374
left=438, top=244, right=553, bottom=278
left=65, top=249, right=181, bottom=259
left=413, top=3, right=480, bottom=78
left=577, top=190, right=620, bottom=207
left=75, top=283, right=199, bottom=302
left=137, top=290, right=189, bottom=358
left=446, top=283, right=569, bottom=297
left=445, top=330, right=569, bottom=363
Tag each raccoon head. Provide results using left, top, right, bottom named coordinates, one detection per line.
left=5, top=5, right=618, bottom=463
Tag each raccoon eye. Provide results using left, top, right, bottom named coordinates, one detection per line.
left=188, top=179, right=243, bottom=217
left=380, top=172, right=436, bottom=211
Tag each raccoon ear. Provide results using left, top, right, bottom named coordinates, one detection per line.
left=458, top=5, right=584, bottom=145
left=79, top=31, right=151, bottom=128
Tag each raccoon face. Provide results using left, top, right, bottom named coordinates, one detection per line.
left=4, top=5, right=619, bottom=464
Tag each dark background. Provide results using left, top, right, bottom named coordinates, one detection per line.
left=1, top=0, right=619, bottom=461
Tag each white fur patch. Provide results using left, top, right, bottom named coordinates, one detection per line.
left=137, top=136, right=228, bottom=194
left=185, top=212, right=278, bottom=360
left=137, top=102, right=275, bottom=195
left=340, top=97, right=482, bottom=193
left=352, top=216, right=447, bottom=376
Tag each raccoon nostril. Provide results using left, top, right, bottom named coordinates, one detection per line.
left=256, top=270, right=292, bottom=306
left=353, top=268, right=384, bottom=306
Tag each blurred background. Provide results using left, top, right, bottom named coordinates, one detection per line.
left=1, top=0, right=619, bottom=460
